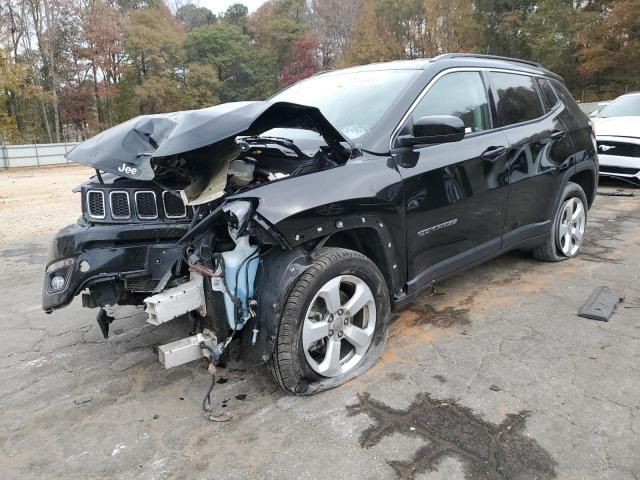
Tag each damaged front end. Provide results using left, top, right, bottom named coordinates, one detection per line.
left=44, top=100, right=352, bottom=368
left=144, top=199, right=288, bottom=368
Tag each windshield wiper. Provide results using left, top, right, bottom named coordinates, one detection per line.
left=239, top=136, right=310, bottom=158
left=245, top=135, right=295, bottom=144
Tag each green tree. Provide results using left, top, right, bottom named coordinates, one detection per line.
left=176, top=4, right=216, bottom=32
left=377, top=0, right=427, bottom=58
left=424, top=0, right=483, bottom=55
left=577, top=0, right=640, bottom=99
left=339, top=0, right=403, bottom=66
left=124, top=3, right=185, bottom=114
left=250, top=0, right=310, bottom=72
left=525, top=0, right=579, bottom=89
left=181, top=62, right=220, bottom=108
left=0, top=48, right=26, bottom=143
left=223, top=3, right=249, bottom=33
left=474, top=0, right=535, bottom=57
left=185, top=23, right=258, bottom=101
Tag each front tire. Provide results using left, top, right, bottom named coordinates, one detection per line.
left=268, top=247, right=390, bottom=395
left=532, top=182, right=588, bottom=262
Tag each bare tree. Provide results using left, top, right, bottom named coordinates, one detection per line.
left=310, top=0, right=362, bottom=68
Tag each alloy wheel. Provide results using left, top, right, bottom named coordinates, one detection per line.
left=557, top=197, right=586, bottom=256
left=302, top=275, right=376, bottom=377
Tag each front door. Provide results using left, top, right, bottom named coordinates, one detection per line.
left=393, top=71, right=510, bottom=293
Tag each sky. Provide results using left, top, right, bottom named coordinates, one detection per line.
left=198, top=0, right=268, bottom=15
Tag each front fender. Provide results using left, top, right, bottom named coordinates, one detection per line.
left=232, top=155, right=407, bottom=294
left=239, top=246, right=312, bottom=365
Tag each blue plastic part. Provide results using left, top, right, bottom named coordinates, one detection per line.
left=220, top=236, right=259, bottom=329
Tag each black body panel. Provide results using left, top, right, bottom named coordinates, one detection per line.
left=43, top=222, right=187, bottom=312
left=500, top=106, right=575, bottom=248
left=394, top=130, right=510, bottom=291
left=232, top=155, right=407, bottom=295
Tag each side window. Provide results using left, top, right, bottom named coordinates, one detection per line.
left=412, top=71, right=491, bottom=134
left=537, top=78, right=559, bottom=111
left=489, top=72, right=544, bottom=127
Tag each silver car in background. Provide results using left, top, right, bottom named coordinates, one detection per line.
left=593, top=92, right=640, bottom=184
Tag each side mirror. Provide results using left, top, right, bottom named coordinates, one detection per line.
left=397, top=115, right=466, bottom=148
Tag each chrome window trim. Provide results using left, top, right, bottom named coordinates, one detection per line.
left=389, top=66, right=553, bottom=151
left=134, top=190, right=158, bottom=220
left=109, top=190, right=131, bottom=220
left=162, top=190, right=187, bottom=219
left=86, top=190, right=106, bottom=220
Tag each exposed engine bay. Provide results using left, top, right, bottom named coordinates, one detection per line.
left=152, top=133, right=341, bottom=206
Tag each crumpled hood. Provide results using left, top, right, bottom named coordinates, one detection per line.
left=593, top=116, right=640, bottom=139
left=66, top=101, right=349, bottom=180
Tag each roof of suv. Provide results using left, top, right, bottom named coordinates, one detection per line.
left=327, top=53, right=560, bottom=80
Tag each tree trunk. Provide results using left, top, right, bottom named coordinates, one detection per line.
left=92, top=64, right=103, bottom=125
left=41, top=0, right=61, bottom=142
left=106, top=72, right=113, bottom=127
left=51, top=80, right=61, bottom=143
left=39, top=100, right=53, bottom=143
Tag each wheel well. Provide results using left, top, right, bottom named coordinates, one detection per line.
left=569, top=169, right=596, bottom=208
left=322, top=228, right=393, bottom=294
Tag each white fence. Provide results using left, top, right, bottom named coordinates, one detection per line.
left=0, top=142, right=80, bottom=168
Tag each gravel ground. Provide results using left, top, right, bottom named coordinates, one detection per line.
left=0, top=165, right=93, bottom=242
left=0, top=168, right=638, bottom=480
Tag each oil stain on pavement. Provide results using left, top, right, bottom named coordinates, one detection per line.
left=581, top=212, right=639, bottom=263
left=403, top=304, right=470, bottom=328
left=348, top=392, right=556, bottom=480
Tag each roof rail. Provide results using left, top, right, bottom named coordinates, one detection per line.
left=433, top=53, right=542, bottom=68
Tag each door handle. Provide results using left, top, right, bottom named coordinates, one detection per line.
left=550, top=129, right=567, bottom=140
left=481, top=146, right=507, bottom=161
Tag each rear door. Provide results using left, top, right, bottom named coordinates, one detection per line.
left=487, top=72, right=575, bottom=247
left=393, top=70, right=510, bottom=292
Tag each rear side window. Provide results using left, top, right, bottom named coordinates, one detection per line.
left=549, top=79, right=584, bottom=118
left=412, top=71, right=491, bottom=133
left=489, top=72, right=544, bottom=127
left=537, top=78, right=559, bottom=111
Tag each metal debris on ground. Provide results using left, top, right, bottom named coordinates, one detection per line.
left=578, top=286, right=624, bottom=322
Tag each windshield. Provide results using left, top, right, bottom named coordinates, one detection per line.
left=270, top=70, right=421, bottom=141
left=597, top=95, right=640, bottom=118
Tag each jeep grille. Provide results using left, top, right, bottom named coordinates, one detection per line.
left=110, top=191, right=131, bottom=219
left=87, top=190, right=105, bottom=219
left=135, top=191, right=158, bottom=219
left=162, top=191, right=187, bottom=219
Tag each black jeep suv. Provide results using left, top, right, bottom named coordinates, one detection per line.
left=43, top=54, right=598, bottom=394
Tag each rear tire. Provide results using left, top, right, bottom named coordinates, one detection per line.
left=532, top=182, right=588, bottom=262
left=268, top=247, right=390, bottom=395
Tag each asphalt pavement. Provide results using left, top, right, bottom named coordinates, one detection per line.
left=0, top=183, right=638, bottom=480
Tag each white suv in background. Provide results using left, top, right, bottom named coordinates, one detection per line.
left=593, top=92, right=640, bottom=184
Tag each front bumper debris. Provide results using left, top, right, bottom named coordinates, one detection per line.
left=144, top=273, right=206, bottom=326
left=159, top=329, right=217, bottom=369
left=42, top=222, right=188, bottom=312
